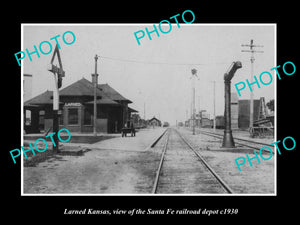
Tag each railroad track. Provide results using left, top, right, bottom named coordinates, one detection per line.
left=151, top=128, right=233, bottom=194
left=198, top=130, right=274, bottom=152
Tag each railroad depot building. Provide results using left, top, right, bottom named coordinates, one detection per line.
left=24, top=77, right=136, bottom=134
left=148, top=117, right=162, bottom=127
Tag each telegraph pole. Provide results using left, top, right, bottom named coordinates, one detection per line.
left=186, top=109, right=188, bottom=126
left=198, top=96, right=201, bottom=114
left=92, top=55, right=99, bottom=137
left=192, top=79, right=195, bottom=135
left=144, top=102, right=146, bottom=120
left=191, top=69, right=197, bottom=135
left=52, top=74, right=60, bottom=152
left=198, top=95, right=201, bottom=129
left=212, top=81, right=216, bottom=132
left=241, top=39, right=263, bottom=130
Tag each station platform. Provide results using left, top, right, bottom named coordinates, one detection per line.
left=23, top=127, right=167, bottom=152
left=87, top=127, right=166, bottom=151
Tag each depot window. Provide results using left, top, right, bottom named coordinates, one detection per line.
left=68, top=108, right=79, bottom=125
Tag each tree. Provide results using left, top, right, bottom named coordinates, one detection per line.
left=131, top=113, right=141, bottom=124
left=266, top=99, right=274, bottom=112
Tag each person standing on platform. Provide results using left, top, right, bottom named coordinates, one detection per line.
left=130, top=122, right=136, bottom=137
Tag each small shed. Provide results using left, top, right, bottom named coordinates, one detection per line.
left=148, top=117, right=162, bottom=127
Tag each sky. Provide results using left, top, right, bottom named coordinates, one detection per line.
left=22, top=24, right=275, bottom=125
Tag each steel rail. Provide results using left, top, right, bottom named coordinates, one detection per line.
left=199, top=130, right=273, bottom=152
left=151, top=129, right=170, bottom=194
left=150, top=128, right=168, bottom=148
left=174, top=129, right=234, bottom=194
left=200, top=130, right=272, bottom=146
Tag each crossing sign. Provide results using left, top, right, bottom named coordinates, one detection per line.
left=48, top=44, right=65, bottom=88
left=47, top=44, right=65, bottom=153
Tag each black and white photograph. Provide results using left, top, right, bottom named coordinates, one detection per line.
left=4, top=4, right=298, bottom=221
left=21, top=24, right=275, bottom=195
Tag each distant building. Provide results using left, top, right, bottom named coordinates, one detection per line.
left=231, top=93, right=239, bottom=129
left=148, top=117, right=161, bottom=127
left=24, top=77, right=137, bottom=134
left=184, top=120, right=189, bottom=127
left=201, top=118, right=212, bottom=128
left=200, top=110, right=210, bottom=119
left=214, top=97, right=268, bottom=130
left=185, top=95, right=270, bottom=130
left=177, top=122, right=184, bottom=127
left=238, top=99, right=260, bottom=129
left=185, top=111, right=213, bottom=128
left=163, top=122, right=170, bottom=127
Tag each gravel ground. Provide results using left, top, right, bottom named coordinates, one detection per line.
left=23, top=128, right=166, bottom=194
left=177, top=127, right=275, bottom=194
left=23, top=149, right=162, bottom=194
left=23, top=127, right=275, bottom=195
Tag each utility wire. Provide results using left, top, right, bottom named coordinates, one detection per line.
left=99, top=55, right=241, bottom=66
left=99, top=54, right=247, bottom=84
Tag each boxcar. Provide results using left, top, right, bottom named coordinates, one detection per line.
left=201, top=118, right=213, bottom=128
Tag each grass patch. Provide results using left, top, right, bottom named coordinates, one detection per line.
left=23, top=149, right=57, bottom=167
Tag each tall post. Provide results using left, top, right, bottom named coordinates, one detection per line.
left=249, top=54, right=254, bottom=129
left=191, top=69, right=197, bottom=135
left=92, top=55, right=99, bottom=137
left=53, top=73, right=59, bottom=153
left=186, top=109, right=188, bottom=127
left=48, top=44, right=65, bottom=153
left=190, top=101, right=192, bottom=123
left=144, top=102, right=146, bottom=120
left=192, top=78, right=195, bottom=135
left=222, top=61, right=242, bottom=148
left=241, top=39, right=263, bottom=129
left=213, top=81, right=216, bottom=132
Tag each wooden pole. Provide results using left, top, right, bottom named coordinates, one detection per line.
left=53, top=72, right=59, bottom=153
left=213, top=81, right=216, bottom=132
left=93, top=55, right=99, bottom=137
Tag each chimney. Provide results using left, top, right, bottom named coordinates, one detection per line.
left=91, top=73, right=98, bottom=85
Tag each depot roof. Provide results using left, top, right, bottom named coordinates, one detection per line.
left=85, top=98, right=119, bottom=105
left=128, top=107, right=138, bottom=113
left=24, top=77, right=132, bottom=106
left=98, top=83, right=132, bottom=103
left=148, top=117, right=161, bottom=123
left=59, top=77, right=103, bottom=97
left=24, top=90, right=56, bottom=106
